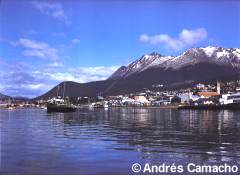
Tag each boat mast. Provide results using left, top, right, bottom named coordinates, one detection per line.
left=57, top=85, right=60, bottom=97
left=63, top=82, right=65, bottom=99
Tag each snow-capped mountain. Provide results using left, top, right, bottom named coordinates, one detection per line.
left=109, top=52, right=173, bottom=79
left=38, top=46, right=240, bottom=99
left=164, top=47, right=240, bottom=69
left=109, top=46, right=240, bottom=80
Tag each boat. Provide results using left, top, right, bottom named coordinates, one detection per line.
left=47, top=97, right=77, bottom=112
left=40, top=106, right=47, bottom=110
left=92, top=101, right=109, bottom=109
left=47, top=83, right=77, bottom=113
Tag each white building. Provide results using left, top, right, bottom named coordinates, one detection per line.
left=134, top=96, right=150, bottom=105
left=178, top=93, right=200, bottom=103
left=196, top=83, right=205, bottom=90
left=121, top=97, right=135, bottom=104
left=219, top=92, right=240, bottom=105
left=217, top=81, right=221, bottom=94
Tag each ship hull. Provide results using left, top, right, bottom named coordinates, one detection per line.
left=47, top=103, right=77, bottom=113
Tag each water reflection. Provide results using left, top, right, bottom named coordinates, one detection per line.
left=2, top=108, right=240, bottom=175
left=47, top=108, right=240, bottom=161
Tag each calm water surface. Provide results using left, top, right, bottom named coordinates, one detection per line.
left=1, top=108, right=240, bottom=175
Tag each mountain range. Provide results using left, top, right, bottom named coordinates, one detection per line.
left=0, top=92, right=30, bottom=101
left=0, top=92, right=11, bottom=100
left=110, top=46, right=240, bottom=79
left=37, top=46, right=240, bottom=99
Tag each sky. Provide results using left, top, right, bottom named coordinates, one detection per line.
left=0, top=0, right=240, bottom=98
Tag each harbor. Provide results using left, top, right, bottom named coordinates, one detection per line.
left=1, top=80, right=240, bottom=111
left=2, top=107, right=240, bottom=175
left=1, top=1, right=240, bottom=174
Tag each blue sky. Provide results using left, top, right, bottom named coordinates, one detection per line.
left=0, top=0, right=240, bottom=97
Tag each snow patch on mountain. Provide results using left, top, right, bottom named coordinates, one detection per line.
left=233, top=49, right=240, bottom=59
left=216, top=50, right=229, bottom=58
left=201, top=46, right=217, bottom=57
left=109, top=46, right=240, bottom=80
left=117, top=52, right=173, bottom=77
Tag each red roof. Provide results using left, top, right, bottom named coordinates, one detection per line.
left=198, top=92, right=219, bottom=98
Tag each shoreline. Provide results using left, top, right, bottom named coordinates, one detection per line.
left=79, top=105, right=179, bottom=109
left=2, top=104, right=240, bottom=111
left=178, top=104, right=240, bottom=110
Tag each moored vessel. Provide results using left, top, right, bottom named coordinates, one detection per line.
left=47, top=97, right=77, bottom=112
left=47, top=83, right=77, bottom=113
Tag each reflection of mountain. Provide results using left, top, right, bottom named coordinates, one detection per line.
left=48, top=108, right=240, bottom=162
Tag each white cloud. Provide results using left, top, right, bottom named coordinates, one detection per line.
left=48, top=62, right=63, bottom=67
left=71, top=38, right=80, bottom=44
left=179, top=28, right=208, bottom=45
left=139, top=28, right=208, bottom=51
left=17, top=38, right=59, bottom=61
left=39, top=66, right=119, bottom=84
left=19, top=38, right=48, bottom=49
left=26, top=83, right=45, bottom=90
left=31, top=1, right=70, bottom=24
left=0, top=61, right=119, bottom=98
left=68, top=66, right=119, bottom=82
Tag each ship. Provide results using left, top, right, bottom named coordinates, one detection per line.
left=47, top=83, right=77, bottom=113
left=47, top=97, right=77, bottom=112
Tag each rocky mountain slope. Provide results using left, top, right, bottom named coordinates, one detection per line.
left=0, top=93, right=11, bottom=100
left=37, top=46, right=240, bottom=99
left=109, top=46, right=240, bottom=80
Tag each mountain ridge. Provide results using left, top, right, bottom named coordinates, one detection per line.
left=0, top=92, right=11, bottom=100
left=36, top=46, right=240, bottom=99
left=0, top=92, right=30, bottom=101
left=109, top=46, right=240, bottom=80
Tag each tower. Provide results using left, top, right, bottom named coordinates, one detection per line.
left=217, top=81, right=221, bottom=94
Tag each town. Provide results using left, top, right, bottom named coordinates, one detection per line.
left=1, top=80, right=240, bottom=110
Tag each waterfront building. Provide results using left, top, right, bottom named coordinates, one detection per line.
left=196, top=83, right=205, bottom=90
left=177, top=93, right=200, bottom=104
left=219, top=92, right=240, bottom=105
left=217, top=81, right=221, bottom=94
left=134, top=96, right=150, bottom=105
left=151, top=100, right=171, bottom=106
left=121, top=97, right=135, bottom=105
left=198, top=92, right=220, bottom=99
